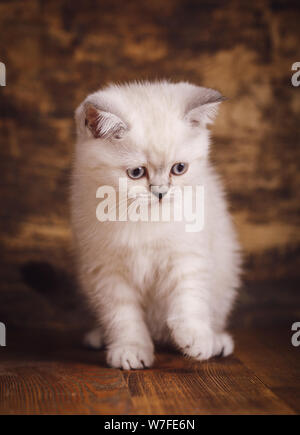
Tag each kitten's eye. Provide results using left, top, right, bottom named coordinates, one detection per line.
left=171, top=162, right=188, bottom=176
left=127, top=166, right=146, bottom=179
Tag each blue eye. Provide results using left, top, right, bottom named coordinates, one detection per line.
left=171, top=162, right=188, bottom=176
left=127, top=167, right=146, bottom=179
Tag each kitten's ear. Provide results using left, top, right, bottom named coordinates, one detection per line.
left=75, top=101, right=128, bottom=140
left=184, top=87, right=226, bottom=128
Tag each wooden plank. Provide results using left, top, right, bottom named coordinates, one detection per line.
left=235, top=328, right=300, bottom=412
left=0, top=328, right=298, bottom=414
left=122, top=347, right=295, bottom=415
left=0, top=330, right=133, bottom=415
left=0, top=362, right=132, bottom=414
left=272, top=387, right=300, bottom=413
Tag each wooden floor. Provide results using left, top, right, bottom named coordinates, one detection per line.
left=0, top=327, right=299, bottom=414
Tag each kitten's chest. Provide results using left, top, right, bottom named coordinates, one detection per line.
left=124, top=244, right=164, bottom=293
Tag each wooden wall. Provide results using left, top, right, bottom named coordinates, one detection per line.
left=0, top=0, right=299, bottom=329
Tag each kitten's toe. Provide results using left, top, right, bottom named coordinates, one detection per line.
left=213, top=332, right=234, bottom=357
left=106, top=344, right=154, bottom=370
left=171, top=326, right=215, bottom=361
left=186, top=334, right=215, bottom=361
left=83, top=327, right=103, bottom=350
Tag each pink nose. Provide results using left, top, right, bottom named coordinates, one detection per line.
left=150, top=185, right=169, bottom=200
left=153, top=191, right=167, bottom=200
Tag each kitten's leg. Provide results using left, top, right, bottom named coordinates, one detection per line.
left=209, top=285, right=236, bottom=358
left=166, top=262, right=233, bottom=360
left=167, top=287, right=214, bottom=360
left=83, top=327, right=103, bottom=349
left=95, top=276, right=154, bottom=370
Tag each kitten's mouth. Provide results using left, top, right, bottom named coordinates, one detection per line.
left=120, top=185, right=180, bottom=207
left=135, top=192, right=174, bottom=204
left=153, top=192, right=167, bottom=201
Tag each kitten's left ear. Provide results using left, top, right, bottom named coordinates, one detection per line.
left=184, top=87, right=226, bottom=128
left=84, top=103, right=128, bottom=139
left=75, top=98, right=128, bottom=141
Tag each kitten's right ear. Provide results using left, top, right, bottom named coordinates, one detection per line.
left=184, top=86, right=226, bottom=128
left=75, top=101, right=128, bottom=140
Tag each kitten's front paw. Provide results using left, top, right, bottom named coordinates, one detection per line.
left=106, top=344, right=154, bottom=370
left=213, top=332, right=234, bottom=357
left=172, top=327, right=215, bottom=361
left=171, top=326, right=234, bottom=361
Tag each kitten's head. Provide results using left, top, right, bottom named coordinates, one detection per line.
left=75, top=81, right=224, bottom=207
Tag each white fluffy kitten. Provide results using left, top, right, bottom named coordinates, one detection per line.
left=71, top=80, right=241, bottom=370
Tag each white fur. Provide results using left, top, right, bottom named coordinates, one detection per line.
left=71, top=80, right=241, bottom=369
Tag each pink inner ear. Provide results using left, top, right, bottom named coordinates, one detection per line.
left=85, top=105, right=102, bottom=137
left=84, top=102, right=128, bottom=139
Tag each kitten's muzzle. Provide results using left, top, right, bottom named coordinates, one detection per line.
left=150, top=185, right=169, bottom=201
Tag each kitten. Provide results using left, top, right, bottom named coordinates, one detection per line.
left=71, top=80, right=241, bottom=369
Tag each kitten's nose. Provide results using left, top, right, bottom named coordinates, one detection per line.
left=150, top=185, right=169, bottom=201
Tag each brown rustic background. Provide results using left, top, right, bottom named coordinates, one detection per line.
left=0, top=0, right=299, bottom=332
